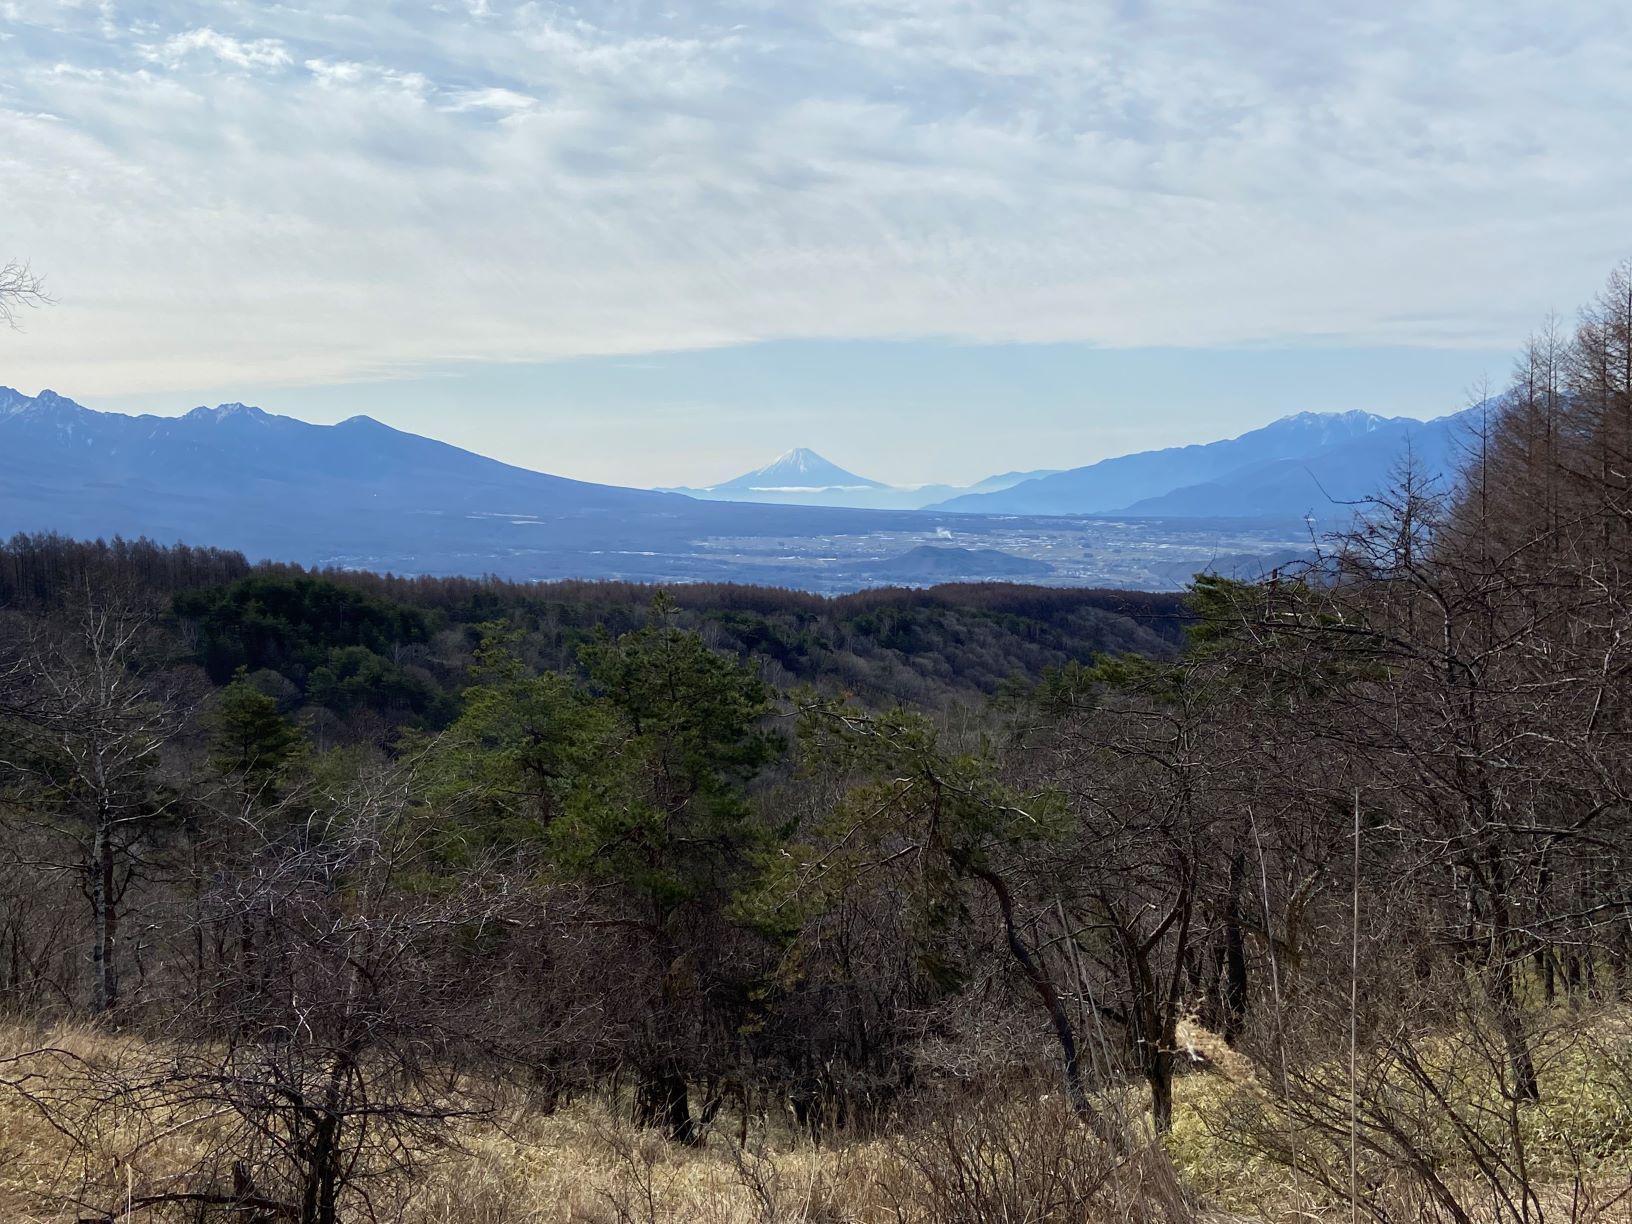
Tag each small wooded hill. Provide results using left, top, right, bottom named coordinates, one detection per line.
left=0, top=534, right=1187, bottom=728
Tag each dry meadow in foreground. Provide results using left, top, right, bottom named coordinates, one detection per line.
left=4, top=1014, right=1630, bottom=1224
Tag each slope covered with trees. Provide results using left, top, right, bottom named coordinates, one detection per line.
left=2, top=262, right=1631, bottom=1223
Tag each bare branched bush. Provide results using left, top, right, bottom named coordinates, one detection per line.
left=720, top=1133, right=856, bottom=1224
left=875, top=1088, right=1190, bottom=1224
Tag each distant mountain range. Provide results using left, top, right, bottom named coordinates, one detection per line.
left=930, top=408, right=1476, bottom=520
left=0, top=386, right=1477, bottom=591
left=665, top=448, right=1058, bottom=510
left=0, top=388, right=942, bottom=581
left=670, top=408, right=1475, bottom=522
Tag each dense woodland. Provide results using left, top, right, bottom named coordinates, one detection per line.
left=2, top=263, right=1632, bottom=1223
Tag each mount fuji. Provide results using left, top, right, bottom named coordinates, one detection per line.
left=665, top=448, right=1055, bottom=510
left=711, top=448, right=888, bottom=493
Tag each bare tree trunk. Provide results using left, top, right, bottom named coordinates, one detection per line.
left=1146, top=1050, right=1175, bottom=1134
left=1222, top=850, right=1249, bottom=1045
left=663, top=1070, right=695, bottom=1146
left=301, top=1110, right=342, bottom=1224
left=302, top=1052, right=353, bottom=1224
left=90, top=815, right=118, bottom=1015
left=634, top=1063, right=695, bottom=1145
left=1490, top=955, right=1541, bottom=1103
left=967, top=865, right=1125, bottom=1150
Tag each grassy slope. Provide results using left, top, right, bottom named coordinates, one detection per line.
left=6, top=1015, right=1631, bottom=1223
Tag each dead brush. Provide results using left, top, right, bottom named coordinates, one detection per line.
left=562, top=1111, right=869, bottom=1224
left=578, top=1122, right=673, bottom=1224
left=873, top=1088, right=1193, bottom=1224
left=718, top=1132, right=860, bottom=1224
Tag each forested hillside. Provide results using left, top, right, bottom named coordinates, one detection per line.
left=1, top=265, right=1630, bottom=1224
left=0, top=535, right=1182, bottom=726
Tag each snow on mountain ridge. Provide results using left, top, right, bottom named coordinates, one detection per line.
left=1, top=387, right=81, bottom=417
left=709, top=447, right=888, bottom=492
left=185, top=402, right=274, bottom=424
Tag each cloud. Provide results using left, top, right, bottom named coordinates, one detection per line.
left=144, top=27, right=292, bottom=70
left=1, top=0, right=1629, bottom=395
left=442, top=86, right=539, bottom=115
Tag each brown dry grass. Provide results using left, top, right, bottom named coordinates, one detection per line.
left=0, top=1017, right=1187, bottom=1224
left=4, top=1017, right=1631, bottom=1223
left=0, top=1019, right=246, bottom=1222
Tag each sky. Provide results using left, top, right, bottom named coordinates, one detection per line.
left=2, top=1, right=1629, bottom=488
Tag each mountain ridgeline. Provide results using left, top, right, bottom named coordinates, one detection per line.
left=929, top=407, right=1477, bottom=516
left=0, top=388, right=956, bottom=584
left=1, top=385, right=1470, bottom=589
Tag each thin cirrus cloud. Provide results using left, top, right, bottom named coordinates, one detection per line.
left=0, top=0, right=1629, bottom=402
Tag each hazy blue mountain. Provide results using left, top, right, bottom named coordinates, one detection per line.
left=710, top=447, right=887, bottom=492
left=962, top=468, right=1062, bottom=495
left=667, top=449, right=1059, bottom=511
left=0, top=388, right=957, bottom=580
left=0, top=388, right=1448, bottom=592
left=929, top=410, right=1467, bottom=517
left=0, top=389, right=666, bottom=509
left=1121, top=409, right=1476, bottom=523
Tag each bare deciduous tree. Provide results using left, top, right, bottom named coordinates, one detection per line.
left=0, top=259, right=49, bottom=327
left=0, top=601, right=190, bottom=1014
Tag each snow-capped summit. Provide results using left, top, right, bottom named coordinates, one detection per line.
left=0, top=386, right=38, bottom=415
left=1, top=387, right=82, bottom=417
left=709, top=448, right=888, bottom=493
left=664, top=448, right=1053, bottom=510
left=1269, top=409, right=1403, bottom=443
left=1275, top=409, right=1390, bottom=429
left=185, top=402, right=273, bottom=424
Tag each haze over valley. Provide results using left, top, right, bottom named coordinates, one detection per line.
left=2, top=384, right=1464, bottom=590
